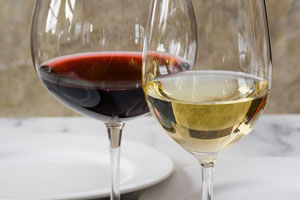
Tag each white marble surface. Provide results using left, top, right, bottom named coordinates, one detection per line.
left=1, top=115, right=300, bottom=158
left=0, top=115, right=300, bottom=200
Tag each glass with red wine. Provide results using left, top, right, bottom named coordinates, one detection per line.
left=31, top=1, right=150, bottom=200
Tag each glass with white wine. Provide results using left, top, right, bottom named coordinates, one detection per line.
left=143, top=0, right=272, bottom=199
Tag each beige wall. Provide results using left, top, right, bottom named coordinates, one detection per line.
left=0, top=0, right=299, bottom=117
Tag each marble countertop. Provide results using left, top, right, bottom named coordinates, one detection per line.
left=2, top=115, right=300, bottom=158
left=0, top=115, right=300, bottom=200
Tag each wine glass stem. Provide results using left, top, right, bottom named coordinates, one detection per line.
left=105, top=122, right=125, bottom=200
left=201, top=162, right=214, bottom=200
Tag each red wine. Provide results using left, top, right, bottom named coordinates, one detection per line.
left=38, top=52, right=149, bottom=121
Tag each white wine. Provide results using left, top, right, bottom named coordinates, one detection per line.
left=145, top=70, right=269, bottom=153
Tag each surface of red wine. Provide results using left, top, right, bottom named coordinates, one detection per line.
left=38, top=52, right=149, bottom=121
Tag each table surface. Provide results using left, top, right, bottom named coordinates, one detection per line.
left=1, top=115, right=300, bottom=200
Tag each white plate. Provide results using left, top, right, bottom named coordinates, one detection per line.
left=0, top=133, right=174, bottom=200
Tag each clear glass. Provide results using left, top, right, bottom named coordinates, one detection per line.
left=143, top=0, right=272, bottom=199
left=31, top=1, right=150, bottom=199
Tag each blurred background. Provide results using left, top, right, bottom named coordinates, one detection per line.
left=0, top=0, right=299, bottom=117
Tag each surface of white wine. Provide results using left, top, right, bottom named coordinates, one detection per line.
left=145, top=71, right=269, bottom=153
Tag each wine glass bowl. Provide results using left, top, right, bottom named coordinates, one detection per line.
left=143, top=0, right=272, bottom=199
left=31, top=0, right=149, bottom=122
left=31, top=1, right=150, bottom=199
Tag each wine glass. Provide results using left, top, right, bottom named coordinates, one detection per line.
left=31, top=0, right=150, bottom=199
left=143, top=0, right=272, bottom=199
